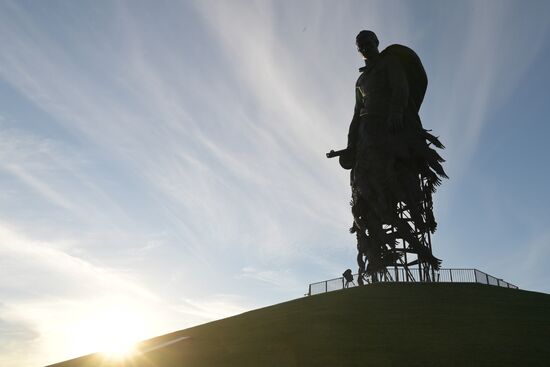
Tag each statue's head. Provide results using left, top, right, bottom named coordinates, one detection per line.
left=356, top=30, right=379, bottom=60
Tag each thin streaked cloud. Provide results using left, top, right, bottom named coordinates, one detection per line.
left=0, top=1, right=549, bottom=366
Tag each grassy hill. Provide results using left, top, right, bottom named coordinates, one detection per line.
left=49, top=283, right=550, bottom=367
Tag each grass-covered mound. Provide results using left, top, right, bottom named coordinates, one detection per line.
left=49, top=283, right=550, bottom=367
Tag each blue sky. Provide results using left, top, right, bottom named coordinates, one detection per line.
left=1, top=1, right=549, bottom=365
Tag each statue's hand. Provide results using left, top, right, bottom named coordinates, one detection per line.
left=388, top=112, right=403, bottom=133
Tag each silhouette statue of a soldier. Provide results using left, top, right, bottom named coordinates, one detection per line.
left=328, top=30, right=447, bottom=282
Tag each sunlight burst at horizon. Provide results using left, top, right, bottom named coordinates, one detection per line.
left=68, top=306, right=148, bottom=359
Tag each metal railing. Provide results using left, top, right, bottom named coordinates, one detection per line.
left=307, top=268, right=518, bottom=296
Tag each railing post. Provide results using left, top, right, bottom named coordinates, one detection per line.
left=449, top=269, right=453, bottom=283
left=486, top=273, right=489, bottom=285
left=325, top=281, right=328, bottom=293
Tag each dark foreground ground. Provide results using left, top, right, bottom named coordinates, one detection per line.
left=48, top=283, right=550, bottom=367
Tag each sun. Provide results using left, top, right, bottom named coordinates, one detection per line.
left=101, top=339, right=137, bottom=360
left=69, top=306, right=148, bottom=360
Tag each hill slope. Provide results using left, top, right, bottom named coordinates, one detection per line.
left=49, top=283, right=550, bottom=367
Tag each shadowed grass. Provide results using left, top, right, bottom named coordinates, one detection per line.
left=48, top=283, right=550, bottom=367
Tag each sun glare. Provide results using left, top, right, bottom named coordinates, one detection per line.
left=69, top=306, right=148, bottom=360
left=101, top=339, right=137, bottom=360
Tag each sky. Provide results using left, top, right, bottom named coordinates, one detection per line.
left=0, top=0, right=549, bottom=366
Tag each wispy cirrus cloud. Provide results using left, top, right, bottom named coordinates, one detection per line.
left=423, top=1, right=549, bottom=179
left=0, top=0, right=353, bottom=264
left=177, top=294, right=252, bottom=321
left=0, top=221, right=251, bottom=365
left=0, top=222, right=158, bottom=365
left=1, top=1, right=550, bottom=366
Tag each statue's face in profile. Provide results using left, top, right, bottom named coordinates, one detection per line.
left=356, top=43, right=369, bottom=60
left=355, top=30, right=378, bottom=61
